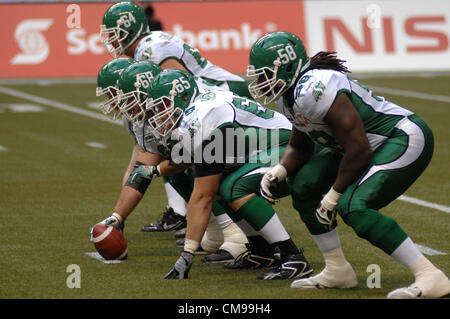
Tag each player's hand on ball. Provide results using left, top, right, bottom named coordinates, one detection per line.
left=90, top=212, right=124, bottom=241
left=164, top=251, right=194, bottom=279
left=130, top=165, right=159, bottom=184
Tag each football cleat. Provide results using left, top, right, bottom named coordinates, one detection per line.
left=291, top=261, right=357, bottom=289
left=176, top=238, right=185, bottom=248
left=387, top=269, right=450, bottom=299
left=257, top=251, right=314, bottom=280
left=141, top=206, right=186, bottom=232
left=223, top=244, right=276, bottom=270
left=387, top=285, right=424, bottom=299
left=201, top=249, right=235, bottom=263
left=174, top=228, right=186, bottom=239
left=193, top=246, right=208, bottom=255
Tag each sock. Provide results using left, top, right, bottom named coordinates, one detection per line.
left=390, top=237, right=423, bottom=269
left=275, top=238, right=300, bottom=258
left=164, top=182, right=186, bottom=217
left=311, top=228, right=342, bottom=252
left=236, top=196, right=290, bottom=245
left=258, top=214, right=290, bottom=244
left=247, top=235, right=273, bottom=254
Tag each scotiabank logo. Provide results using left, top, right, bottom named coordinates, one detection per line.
left=11, top=19, right=53, bottom=65
left=172, top=22, right=277, bottom=50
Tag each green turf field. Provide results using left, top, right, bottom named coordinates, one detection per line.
left=0, top=75, right=449, bottom=300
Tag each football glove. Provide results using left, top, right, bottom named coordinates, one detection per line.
left=260, top=164, right=287, bottom=205
left=164, top=251, right=194, bottom=279
left=130, top=165, right=160, bottom=184
left=89, top=212, right=124, bottom=241
left=315, top=188, right=341, bottom=230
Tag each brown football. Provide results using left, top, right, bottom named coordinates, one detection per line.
left=91, top=223, right=128, bottom=260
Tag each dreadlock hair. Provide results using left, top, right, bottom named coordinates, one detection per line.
left=304, top=51, right=350, bottom=74
left=283, top=52, right=350, bottom=103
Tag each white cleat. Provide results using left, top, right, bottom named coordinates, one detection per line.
left=291, top=262, right=358, bottom=289
left=387, top=269, right=450, bottom=299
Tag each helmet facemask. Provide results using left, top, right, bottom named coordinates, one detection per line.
left=96, top=85, right=122, bottom=120
left=100, top=24, right=129, bottom=58
left=147, top=85, right=184, bottom=137
left=247, top=58, right=286, bottom=105
left=100, top=21, right=143, bottom=58
left=118, top=75, right=148, bottom=123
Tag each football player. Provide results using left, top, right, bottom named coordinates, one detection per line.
left=100, top=1, right=251, bottom=99
left=100, top=1, right=252, bottom=232
left=247, top=31, right=450, bottom=298
left=94, top=59, right=248, bottom=261
left=96, top=57, right=188, bottom=234
left=131, top=69, right=317, bottom=280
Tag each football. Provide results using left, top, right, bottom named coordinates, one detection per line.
left=91, top=223, right=128, bottom=260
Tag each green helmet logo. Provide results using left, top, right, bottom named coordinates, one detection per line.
left=117, top=61, right=163, bottom=123
left=247, top=31, right=310, bottom=105
left=147, top=69, right=198, bottom=136
left=96, top=57, right=135, bottom=120
left=101, top=1, right=149, bottom=58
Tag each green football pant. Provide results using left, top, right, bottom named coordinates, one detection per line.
left=218, top=145, right=290, bottom=233
left=287, top=145, right=342, bottom=235
left=164, top=170, right=229, bottom=218
left=336, top=114, right=434, bottom=254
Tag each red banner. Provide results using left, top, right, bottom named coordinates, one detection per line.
left=0, top=1, right=306, bottom=78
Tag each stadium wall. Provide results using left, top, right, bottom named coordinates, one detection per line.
left=0, top=0, right=449, bottom=78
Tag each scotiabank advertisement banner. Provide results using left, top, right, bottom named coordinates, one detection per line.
left=0, top=0, right=449, bottom=78
left=0, top=1, right=306, bottom=78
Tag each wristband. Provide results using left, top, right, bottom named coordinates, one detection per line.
left=184, top=238, right=200, bottom=254
left=112, top=212, right=123, bottom=223
left=271, top=164, right=288, bottom=181
left=322, top=188, right=342, bottom=210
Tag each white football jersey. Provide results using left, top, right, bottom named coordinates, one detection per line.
left=276, top=69, right=412, bottom=152
left=122, top=117, right=163, bottom=155
left=122, top=78, right=227, bottom=157
left=134, top=31, right=244, bottom=82
left=173, top=90, right=292, bottom=166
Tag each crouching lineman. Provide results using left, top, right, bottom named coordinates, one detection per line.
left=247, top=31, right=450, bottom=298
left=92, top=59, right=248, bottom=261
left=130, top=69, right=316, bottom=280
left=100, top=1, right=252, bottom=233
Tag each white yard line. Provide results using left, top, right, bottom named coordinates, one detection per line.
left=85, top=142, right=107, bottom=149
left=85, top=252, right=124, bottom=264
left=398, top=195, right=450, bottom=214
left=370, top=86, right=450, bottom=103
left=1, top=85, right=449, bottom=215
left=0, top=85, right=121, bottom=126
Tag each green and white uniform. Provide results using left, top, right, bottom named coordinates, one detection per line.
left=134, top=31, right=251, bottom=98
left=164, top=89, right=296, bottom=242
left=278, top=69, right=434, bottom=254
